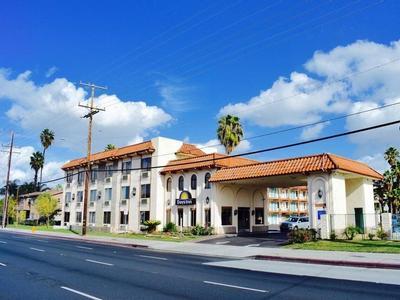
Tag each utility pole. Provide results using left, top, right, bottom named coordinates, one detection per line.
left=79, top=82, right=106, bottom=236
left=2, top=132, right=15, bottom=228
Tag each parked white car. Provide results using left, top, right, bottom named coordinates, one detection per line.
left=280, top=216, right=310, bottom=231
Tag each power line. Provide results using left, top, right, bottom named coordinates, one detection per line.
left=40, top=118, right=400, bottom=184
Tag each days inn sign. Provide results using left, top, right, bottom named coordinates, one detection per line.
left=176, top=191, right=196, bottom=205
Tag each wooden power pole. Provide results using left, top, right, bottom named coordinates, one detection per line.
left=2, top=132, right=14, bottom=228
left=79, top=82, right=106, bottom=236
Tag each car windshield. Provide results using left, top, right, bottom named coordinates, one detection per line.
left=288, top=217, right=298, bottom=222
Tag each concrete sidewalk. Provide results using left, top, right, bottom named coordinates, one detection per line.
left=3, top=228, right=400, bottom=269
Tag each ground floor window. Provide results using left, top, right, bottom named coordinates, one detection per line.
left=166, top=209, right=171, bottom=224
left=89, top=212, right=96, bottom=224
left=205, top=208, right=211, bottom=227
left=221, top=207, right=232, bottom=225
left=178, top=208, right=183, bottom=226
left=140, top=211, right=150, bottom=224
left=120, top=212, right=129, bottom=225
left=103, top=211, right=111, bottom=224
left=190, top=208, right=196, bottom=226
left=75, top=212, right=82, bottom=223
left=64, top=212, right=70, bottom=223
left=255, top=208, right=264, bottom=225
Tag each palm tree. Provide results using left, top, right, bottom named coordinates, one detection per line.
left=105, top=144, right=116, bottom=151
left=384, top=147, right=399, bottom=169
left=217, top=114, right=244, bottom=155
left=30, top=151, right=44, bottom=190
left=39, top=129, right=55, bottom=183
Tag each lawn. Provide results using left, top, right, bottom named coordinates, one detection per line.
left=7, top=224, right=200, bottom=242
left=285, top=239, right=400, bottom=254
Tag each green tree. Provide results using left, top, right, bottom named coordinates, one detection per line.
left=0, top=196, right=16, bottom=224
left=217, top=114, right=244, bottom=155
left=30, top=151, right=44, bottom=190
left=105, top=144, right=116, bottom=151
left=39, top=128, right=55, bottom=183
left=34, top=192, right=58, bottom=227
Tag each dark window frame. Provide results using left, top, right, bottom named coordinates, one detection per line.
left=205, top=173, right=211, bottom=189
left=103, top=211, right=111, bottom=224
left=141, top=184, right=151, bottom=198
left=190, top=174, right=197, bottom=190
left=178, top=176, right=184, bottom=191
left=221, top=206, right=232, bottom=226
left=255, top=207, right=264, bottom=225
left=141, top=157, right=152, bottom=170
left=166, top=178, right=172, bottom=192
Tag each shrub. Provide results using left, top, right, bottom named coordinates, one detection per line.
left=376, top=228, right=388, bottom=240
left=163, top=222, right=177, bottom=233
left=143, top=220, right=161, bottom=233
left=343, top=226, right=361, bottom=240
left=191, top=225, right=214, bottom=236
left=367, top=233, right=375, bottom=240
left=288, top=229, right=317, bottom=244
left=330, top=231, right=337, bottom=241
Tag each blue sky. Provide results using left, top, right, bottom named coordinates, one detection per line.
left=1, top=0, right=400, bottom=183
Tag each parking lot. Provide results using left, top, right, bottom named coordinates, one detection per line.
left=199, top=231, right=289, bottom=248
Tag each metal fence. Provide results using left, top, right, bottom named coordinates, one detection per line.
left=392, top=214, right=400, bottom=240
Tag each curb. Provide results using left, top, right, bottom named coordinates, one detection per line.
left=252, top=255, right=400, bottom=270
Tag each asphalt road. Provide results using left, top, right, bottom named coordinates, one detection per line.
left=199, top=231, right=289, bottom=247
left=0, top=231, right=399, bottom=300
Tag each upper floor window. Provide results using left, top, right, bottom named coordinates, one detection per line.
left=90, top=169, right=97, bottom=182
left=106, top=165, right=113, bottom=177
left=204, top=173, right=211, bottom=189
left=191, top=174, right=197, bottom=190
left=90, top=189, right=97, bottom=202
left=178, top=176, right=184, bottom=191
left=141, top=157, right=152, bottom=170
left=105, top=188, right=112, bottom=201
left=141, top=184, right=151, bottom=198
left=121, top=186, right=130, bottom=199
left=65, top=192, right=72, bottom=203
left=66, top=172, right=73, bottom=183
left=122, top=161, right=132, bottom=175
left=77, top=191, right=83, bottom=202
left=77, top=172, right=84, bottom=184
left=166, top=178, right=172, bottom=192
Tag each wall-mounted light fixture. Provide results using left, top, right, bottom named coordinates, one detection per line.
left=72, top=193, right=75, bottom=201
left=234, top=209, right=238, bottom=216
left=167, top=199, right=170, bottom=206
left=251, top=210, right=255, bottom=216
left=131, top=187, right=137, bottom=197
left=317, top=189, right=323, bottom=199
left=205, top=197, right=210, bottom=204
left=97, top=191, right=102, bottom=200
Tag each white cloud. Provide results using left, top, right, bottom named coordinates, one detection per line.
left=45, top=66, right=58, bottom=78
left=157, top=81, right=193, bottom=113
left=195, top=139, right=251, bottom=155
left=300, top=123, right=328, bottom=140
left=359, top=153, right=389, bottom=174
left=0, top=70, right=172, bottom=154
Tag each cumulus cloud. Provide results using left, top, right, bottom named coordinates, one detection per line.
left=0, top=70, right=172, bottom=153
left=359, top=153, right=389, bottom=174
left=45, top=66, right=58, bottom=78
left=300, top=123, right=328, bottom=140
left=157, top=81, right=193, bottom=113
left=195, top=139, right=251, bottom=155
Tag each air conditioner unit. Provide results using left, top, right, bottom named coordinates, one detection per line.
left=104, top=201, right=110, bottom=207
left=141, top=171, right=149, bottom=179
left=105, top=177, right=111, bottom=183
left=76, top=202, right=81, bottom=208
left=122, top=174, right=129, bottom=181
left=66, top=183, right=70, bottom=188
left=141, top=198, right=148, bottom=205
left=65, top=203, right=69, bottom=208
left=121, top=199, right=127, bottom=206
left=90, top=202, right=95, bottom=207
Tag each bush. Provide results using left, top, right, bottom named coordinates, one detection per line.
left=288, top=229, right=317, bottom=244
left=343, top=226, right=361, bottom=240
left=191, top=225, right=214, bottom=236
left=330, top=231, right=337, bottom=240
left=143, top=220, right=161, bottom=233
left=367, top=233, right=375, bottom=240
left=376, top=228, right=388, bottom=240
left=163, top=222, right=177, bottom=233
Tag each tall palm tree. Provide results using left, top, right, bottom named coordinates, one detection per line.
left=30, top=151, right=44, bottom=190
left=105, top=144, right=116, bottom=151
left=39, top=129, right=55, bottom=183
left=384, top=147, right=399, bottom=169
left=217, top=114, right=244, bottom=155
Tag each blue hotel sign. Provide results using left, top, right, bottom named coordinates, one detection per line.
left=176, top=191, right=196, bottom=205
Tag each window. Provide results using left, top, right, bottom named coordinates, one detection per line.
left=141, top=157, right=152, bottom=170
left=103, top=212, right=111, bottom=224
left=221, top=207, right=232, bottom=225
left=204, top=173, right=211, bottom=189
left=140, top=211, right=150, bottom=224
left=268, top=188, right=279, bottom=198
left=190, top=174, right=197, bottom=190
left=106, top=165, right=113, bottom=177
left=66, top=172, right=73, bottom=183
left=177, top=208, right=183, bottom=226
left=141, top=184, right=151, bottom=198
left=122, top=161, right=132, bottom=175
left=120, top=211, right=129, bottom=225
left=77, top=191, right=83, bottom=202
left=105, top=188, right=112, bottom=201
left=75, top=212, right=82, bottom=223
left=166, top=178, right=172, bottom=192
left=90, top=189, right=97, bottom=202
left=121, top=186, right=130, bottom=199
left=64, top=212, right=70, bottom=223
left=190, top=208, right=196, bottom=226
left=77, top=172, right=84, bottom=184
left=205, top=209, right=211, bottom=227
left=90, top=169, right=97, bottom=182
left=65, top=192, right=72, bottom=203
left=178, top=176, right=184, bottom=191
left=255, top=208, right=264, bottom=225
left=89, top=212, right=96, bottom=223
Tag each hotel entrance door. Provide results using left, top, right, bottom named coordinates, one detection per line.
left=238, top=207, right=250, bottom=232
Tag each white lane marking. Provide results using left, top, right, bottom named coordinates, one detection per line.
left=245, top=244, right=260, bottom=247
left=137, top=255, right=167, bottom=261
left=215, top=241, right=230, bottom=245
left=204, top=281, right=268, bottom=293
left=76, top=245, right=93, bottom=250
left=0, top=241, right=7, bottom=244
left=85, top=259, right=114, bottom=266
left=36, top=239, right=48, bottom=243
left=0, top=262, right=6, bottom=267
left=30, top=247, right=45, bottom=252
left=61, top=286, right=102, bottom=300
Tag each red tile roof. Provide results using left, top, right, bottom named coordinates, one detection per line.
left=176, top=143, right=206, bottom=157
left=209, top=153, right=383, bottom=182
left=62, top=141, right=155, bottom=170
left=160, top=153, right=258, bottom=174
